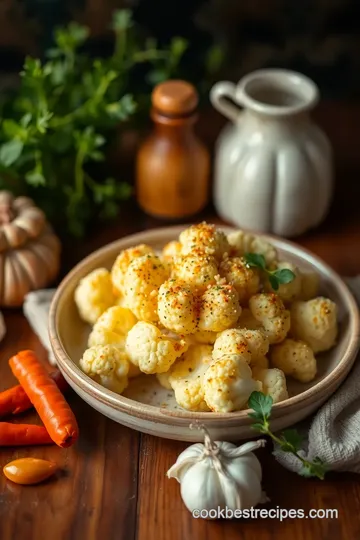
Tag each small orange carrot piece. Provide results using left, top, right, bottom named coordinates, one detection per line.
left=9, top=350, right=79, bottom=448
left=0, top=423, right=53, bottom=446
left=0, top=370, right=68, bottom=417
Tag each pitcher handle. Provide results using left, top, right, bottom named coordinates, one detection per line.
left=210, top=81, right=241, bottom=122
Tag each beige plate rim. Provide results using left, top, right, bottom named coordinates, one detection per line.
left=49, top=225, right=360, bottom=424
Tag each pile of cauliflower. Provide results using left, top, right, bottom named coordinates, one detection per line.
left=74, top=222, right=338, bottom=413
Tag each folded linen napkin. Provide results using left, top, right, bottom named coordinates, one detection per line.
left=23, top=279, right=360, bottom=473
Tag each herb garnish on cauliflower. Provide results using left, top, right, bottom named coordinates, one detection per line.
left=219, top=256, right=260, bottom=304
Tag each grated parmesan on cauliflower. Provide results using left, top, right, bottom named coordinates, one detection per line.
left=249, top=293, right=290, bottom=344
left=179, top=222, right=230, bottom=260
left=123, top=253, right=168, bottom=322
left=198, top=282, right=241, bottom=333
left=168, top=345, right=213, bottom=411
left=125, top=321, right=188, bottom=374
left=271, top=339, right=317, bottom=383
left=111, top=244, right=154, bottom=294
left=74, top=268, right=116, bottom=325
left=219, top=256, right=260, bottom=304
left=252, top=367, right=288, bottom=403
left=213, top=328, right=269, bottom=363
left=172, top=253, right=219, bottom=292
left=290, top=297, right=337, bottom=353
left=203, top=353, right=260, bottom=412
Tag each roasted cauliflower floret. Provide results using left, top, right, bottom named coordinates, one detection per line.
left=198, top=282, right=241, bottom=332
left=74, top=268, right=116, bottom=325
left=213, top=329, right=269, bottom=363
left=93, top=306, right=137, bottom=335
left=249, top=293, right=290, bottom=344
left=227, top=230, right=278, bottom=266
left=290, top=297, right=337, bottom=353
left=300, top=272, right=320, bottom=301
left=80, top=344, right=129, bottom=393
left=123, top=254, right=168, bottom=322
left=88, top=327, right=125, bottom=348
left=271, top=339, right=317, bottom=382
left=172, top=253, right=219, bottom=292
left=179, top=222, right=229, bottom=260
left=168, top=345, right=213, bottom=411
left=252, top=367, right=288, bottom=403
left=125, top=321, right=188, bottom=374
left=162, top=241, right=182, bottom=263
left=203, top=352, right=260, bottom=412
left=158, top=279, right=199, bottom=334
left=156, top=371, right=173, bottom=390
left=265, top=262, right=302, bottom=303
left=250, top=355, right=269, bottom=369
left=236, top=308, right=263, bottom=331
left=111, top=244, right=154, bottom=294
left=192, top=330, right=218, bottom=344
left=219, top=256, right=260, bottom=304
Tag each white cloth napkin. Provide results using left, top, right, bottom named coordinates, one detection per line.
left=23, top=279, right=360, bottom=473
left=23, top=289, right=57, bottom=365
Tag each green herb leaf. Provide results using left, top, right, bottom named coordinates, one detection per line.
left=280, top=429, right=304, bottom=453
left=299, top=458, right=327, bottom=480
left=244, top=252, right=266, bottom=270
left=248, top=391, right=273, bottom=421
left=0, top=140, right=24, bottom=166
left=170, top=37, right=188, bottom=60
left=111, top=9, right=133, bottom=31
left=268, top=273, right=280, bottom=291
left=251, top=423, right=268, bottom=433
left=272, top=268, right=296, bottom=285
left=25, top=170, right=46, bottom=186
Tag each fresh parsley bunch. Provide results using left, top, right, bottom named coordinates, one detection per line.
left=0, top=10, right=189, bottom=236
left=248, top=391, right=327, bottom=479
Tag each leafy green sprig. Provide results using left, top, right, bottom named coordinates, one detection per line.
left=244, top=253, right=295, bottom=291
left=0, top=10, right=194, bottom=236
left=248, top=391, right=327, bottom=480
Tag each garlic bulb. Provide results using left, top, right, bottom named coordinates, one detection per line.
left=167, top=424, right=266, bottom=513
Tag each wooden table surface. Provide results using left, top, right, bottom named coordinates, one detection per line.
left=1, top=102, right=360, bottom=540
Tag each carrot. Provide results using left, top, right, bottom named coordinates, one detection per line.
left=0, top=423, right=53, bottom=446
left=9, top=351, right=79, bottom=448
left=0, top=370, right=68, bottom=417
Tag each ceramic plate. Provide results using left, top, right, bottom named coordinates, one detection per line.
left=49, top=226, right=360, bottom=441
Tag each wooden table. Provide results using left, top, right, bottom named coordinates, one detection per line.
left=1, top=102, right=360, bottom=540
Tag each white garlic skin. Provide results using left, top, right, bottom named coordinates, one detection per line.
left=167, top=439, right=264, bottom=514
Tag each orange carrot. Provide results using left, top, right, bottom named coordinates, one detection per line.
left=0, top=370, right=68, bottom=417
left=9, top=351, right=79, bottom=448
left=0, top=423, right=53, bottom=446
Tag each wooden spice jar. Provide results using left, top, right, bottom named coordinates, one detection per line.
left=136, top=80, right=210, bottom=219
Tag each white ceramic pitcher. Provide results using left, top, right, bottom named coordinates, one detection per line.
left=210, top=69, right=333, bottom=237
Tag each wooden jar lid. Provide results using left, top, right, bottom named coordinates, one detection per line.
left=152, top=80, right=198, bottom=116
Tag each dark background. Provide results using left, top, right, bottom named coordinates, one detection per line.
left=1, top=0, right=360, bottom=100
